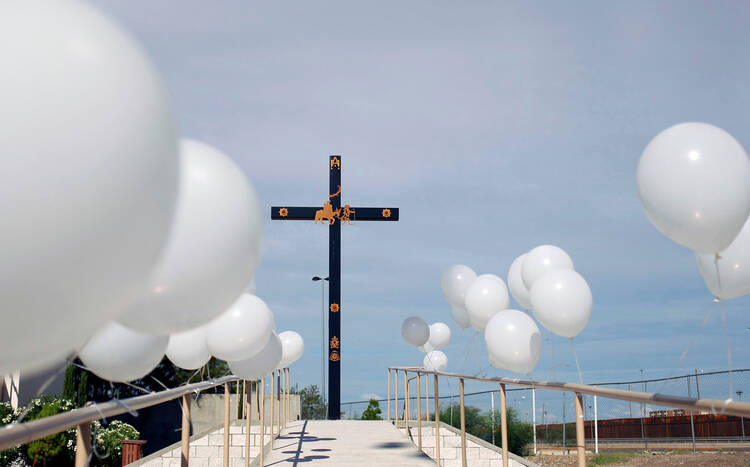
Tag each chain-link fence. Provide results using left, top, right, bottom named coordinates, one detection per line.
left=353, top=369, right=750, bottom=455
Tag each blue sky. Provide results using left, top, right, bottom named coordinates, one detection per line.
left=94, top=0, right=750, bottom=416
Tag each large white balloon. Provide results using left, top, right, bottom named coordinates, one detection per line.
left=508, top=254, right=532, bottom=310
left=79, top=322, right=168, bottom=382
left=637, top=122, right=750, bottom=254
left=166, top=326, right=211, bottom=370
left=450, top=305, right=471, bottom=329
left=428, top=322, right=451, bottom=349
left=423, top=350, right=448, bottom=372
left=465, top=274, right=510, bottom=332
left=229, top=332, right=283, bottom=381
left=697, top=217, right=750, bottom=299
left=119, top=139, right=263, bottom=335
left=278, top=331, right=305, bottom=368
left=0, top=0, right=179, bottom=374
left=441, top=265, right=478, bottom=307
left=401, top=317, right=430, bottom=347
left=205, top=294, right=274, bottom=362
left=530, top=270, right=592, bottom=338
left=485, top=310, right=542, bottom=374
left=522, top=245, right=574, bottom=290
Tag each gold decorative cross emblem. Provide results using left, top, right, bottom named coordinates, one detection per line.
left=382, top=208, right=391, bottom=218
left=330, top=351, right=340, bottom=362
left=330, top=156, right=341, bottom=170
left=330, top=303, right=340, bottom=313
left=330, top=336, right=340, bottom=349
left=279, top=208, right=288, bottom=217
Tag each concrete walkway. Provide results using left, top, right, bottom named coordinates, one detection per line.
left=263, top=420, right=435, bottom=466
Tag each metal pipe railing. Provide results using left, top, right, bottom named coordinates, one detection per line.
left=0, top=370, right=295, bottom=466
left=388, top=366, right=750, bottom=467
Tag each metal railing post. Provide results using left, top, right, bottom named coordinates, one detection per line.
left=387, top=369, right=391, bottom=424
left=271, top=370, right=276, bottom=449
left=395, top=369, right=399, bottom=426
left=250, top=380, right=253, bottom=467
left=574, top=393, right=585, bottom=467
left=180, top=394, right=191, bottom=467
left=459, top=378, right=467, bottom=467
left=532, top=388, right=537, bottom=455
left=499, top=383, right=508, bottom=467
left=404, top=370, right=409, bottom=432
left=281, top=368, right=285, bottom=425
left=260, top=378, right=265, bottom=467
left=425, top=374, right=429, bottom=421
left=594, top=395, right=599, bottom=454
left=74, top=422, right=91, bottom=467
left=277, top=370, right=282, bottom=434
left=434, top=373, right=440, bottom=467
left=224, top=382, right=230, bottom=467
left=417, top=371, right=422, bottom=451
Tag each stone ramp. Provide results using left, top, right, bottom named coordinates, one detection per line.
left=263, top=420, right=435, bottom=466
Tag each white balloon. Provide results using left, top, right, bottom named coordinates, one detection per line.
left=465, top=274, right=510, bottom=332
left=166, top=326, right=211, bottom=370
left=423, top=350, right=448, bottom=372
left=119, top=139, right=263, bottom=335
left=418, top=342, right=434, bottom=353
left=522, top=245, right=574, bottom=290
left=450, top=305, right=471, bottom=329
left=401, top=317, right=430, bottom=347
left=530, top=270, right=592, bottom=338
left=229, top=332, right=283, bottom=381
left=697, top=217, right=750, bottom=299
left=428, top=322, right=451, bottom=349
left=79, top=322, right=168, bottom=382
left=508, top=254, right=532, bottom=310
left=485, top=310, right=542, bottom=374
left=0, top=0, right=179, bottom=374
left=205, top=294, right=274, bottom=362
left=278, top=331, right=305, bottom=368
left=637, top=122, right=750, bottom=253
left=441, top=265, right=478, bottom=307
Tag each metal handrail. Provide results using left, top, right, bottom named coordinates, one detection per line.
left=387, top=366, right=750, bottom=467
left=388, top=367, right=750, bottom=419
left=0, top=375, right=239, bottom=452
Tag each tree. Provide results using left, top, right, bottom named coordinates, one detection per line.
left=439, top=404, right=534, bottom=456
left=361, top=399, right=383, bottom=420
left=295, top=384, right=326, bottom=419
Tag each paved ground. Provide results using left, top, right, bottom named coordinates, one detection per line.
left=263, top=420, right=435, bottom=466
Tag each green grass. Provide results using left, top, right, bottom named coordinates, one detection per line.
left=589, top=452, right=636, bottom=465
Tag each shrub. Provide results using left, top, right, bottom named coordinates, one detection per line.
left=26, top=400, right=76, bottom=466
left=92, top=420, right=140, bottom=467
left=361, top=399, right=383, bottom=420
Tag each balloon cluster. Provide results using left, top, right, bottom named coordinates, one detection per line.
left=638, top=122, right=750, bottom=300
left=0, top=1, right=303, bottom=383
left=440, top=245, right=592, bottom=375
left=401, top=317, right=452, bottom=372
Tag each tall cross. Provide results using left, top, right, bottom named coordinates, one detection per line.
left=271, top=156, right=399, bottom=419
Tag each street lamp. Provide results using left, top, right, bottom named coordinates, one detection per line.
left=312, top=276, right=329, bottom=410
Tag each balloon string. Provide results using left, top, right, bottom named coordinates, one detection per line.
left=550, top=334, right=557, bottom=382
left=656, top=302, right=714, bottom=395
left=570, top=338, right=583, bottom=384
left=719, top=298, right=734, bottom=399
left=714, top=253, right=734, bottom=399
left=460, top=329, right=473, bottom=374
left=14, top=354, right=77, bottom=424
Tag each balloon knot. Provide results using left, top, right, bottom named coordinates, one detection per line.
left=714, top=296, right=721, bottom=303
